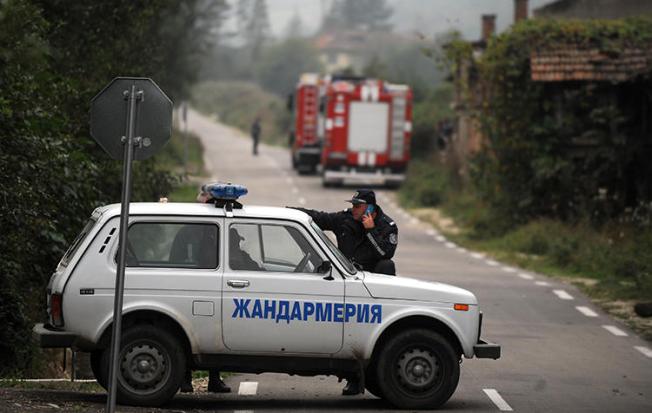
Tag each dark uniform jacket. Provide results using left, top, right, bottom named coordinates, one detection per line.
left=294, top=206, right=398, bottom=271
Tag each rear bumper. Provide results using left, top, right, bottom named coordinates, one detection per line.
left=323, top=169, right=405, bottom=184
left=33, top=323, right=78, bottom=348
left=474, top=339, right=501, bottom=359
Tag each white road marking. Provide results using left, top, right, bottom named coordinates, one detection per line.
left=410, top=218, right=418, bottom=225
left=485, top=259, right=499, bottom=266
left=471, top=252, right=485, bottom=259
left=535, top=281, right=550, bottom=286
left=553, top=290, right=574, bottom=300
left=456, top=247, right=467, bottom=253
left=634, top=346, right=652, bottom=358
left=576, top=306, right=598, bottom=317
left=518, top=273, right=534, bottom=280
left=501, top=266, right=516, bottom=273
left=602, top=325, right=628, bottom=336
left=426, top=229, right=436, bottom=236
left=234, top=410, right=254, bottom=413
left=445, top=242, right=456, bottom=249
left=298, top=197, right=306, bottom=206
left=238, top=381, right=258, bottom=396
left=483, top=388, right=513, bottom=411
left=436, top=235, right=446, bottom=242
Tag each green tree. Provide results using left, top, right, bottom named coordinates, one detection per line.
left=255, top=38, right=323, bottom=96
left=245, top=0, right=270, bottom=61
left=322, top=0, right=393, bottom=32
left=0, top=0, right=228, bottom=376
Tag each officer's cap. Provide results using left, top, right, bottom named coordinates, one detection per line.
left=346, top=189, right=376, bottom=205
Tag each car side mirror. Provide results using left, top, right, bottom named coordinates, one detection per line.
left=318, top=261, right=334, bottom=280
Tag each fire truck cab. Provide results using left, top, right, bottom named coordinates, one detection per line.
left=289, top=73, right=323, bottom=174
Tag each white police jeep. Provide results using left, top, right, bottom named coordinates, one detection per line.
left=33, top=187, right=500, bottom=409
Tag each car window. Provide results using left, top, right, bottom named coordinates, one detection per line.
left=59, top=217, right=97, bottom=267
left=125, top=222, right=218, bottom=269
left=229, top=223, right=323, bottom=273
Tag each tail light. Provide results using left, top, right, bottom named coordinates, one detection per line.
left=50, top=293, right=64, bottom=327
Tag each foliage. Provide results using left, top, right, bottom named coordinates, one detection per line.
left=451, top=17, right=652, bottom=227
left=398, top=159, right=453, bottom=208
left=191, top=81, right=291, bottom=145
left=0, top=0, right=224, bottom=376
left=322, top=0, right=393, bottom=32
left=410, top=84, right=454, bottom=156
left=255, top=38, right=324, bottom=97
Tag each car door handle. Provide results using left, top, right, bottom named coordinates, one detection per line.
left=227, top=280, right=250, bottom=289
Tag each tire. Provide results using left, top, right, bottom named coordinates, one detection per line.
left=100, top=324, right=186, bottom=406
left=376, top=329, right=460, bottom=409
left=91, top=350, right=107, bottom=390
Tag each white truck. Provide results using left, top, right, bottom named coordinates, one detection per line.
left=33, top=193, right=500, bottom=409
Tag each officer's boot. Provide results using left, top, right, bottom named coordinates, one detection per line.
left=342, top=378, right=363, bottom=396
left=180, top=368, right=194, bottom=393
left=207, top=370, right=231, bottom=393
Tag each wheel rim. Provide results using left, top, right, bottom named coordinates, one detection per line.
left=395, top=347, right=441, bottom=393
left=119, top=340, right=170, bottom=395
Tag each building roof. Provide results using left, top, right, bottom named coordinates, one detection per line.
left=530, top=47, right=652, bottom=82
left=534, top=0, right=652, bottom=19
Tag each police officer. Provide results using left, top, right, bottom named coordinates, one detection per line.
left=293, top=189, right=398, bottom=276
left=291, top=189, right=398, bottom=395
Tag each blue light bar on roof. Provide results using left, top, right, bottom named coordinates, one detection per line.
left=202, top=182, right=248, bottom=200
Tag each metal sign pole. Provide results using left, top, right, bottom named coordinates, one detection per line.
left=105, top=84, right=141, bottom=413
left=183, top=102, right=188, bottom=176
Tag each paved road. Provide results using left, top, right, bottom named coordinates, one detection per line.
left=183, top=110, right=652, bottom=413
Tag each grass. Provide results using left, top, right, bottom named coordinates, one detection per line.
left=190, top=80, right=291, bottom=147
left=167, top=182, right=202, bottom=202
left=157, top=129, right=205, bottom=177
left=0, top=379, right=103, bottom=392
left=399, top=159, right=652, bottom=340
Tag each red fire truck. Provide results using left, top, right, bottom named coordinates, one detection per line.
left=320, top=77, right=413, bottom=187
left=289, top=73, right=322, bottom=174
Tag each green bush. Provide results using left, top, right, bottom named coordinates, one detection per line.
left=399, top=159, right=452, bottom=208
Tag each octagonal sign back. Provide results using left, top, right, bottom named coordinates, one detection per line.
left=90, top=77, right=173, bottom=161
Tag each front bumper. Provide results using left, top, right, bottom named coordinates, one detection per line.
left=33, top=323, right=78, bottom=348
left=473, top=312, right=501, bottom=359
left=474, top=339, right=501, bottom=359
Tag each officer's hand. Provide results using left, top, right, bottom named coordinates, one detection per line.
left=362, top=213, right=375, bottom=229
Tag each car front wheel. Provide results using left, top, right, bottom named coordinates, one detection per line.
left=376, top=329, right=460, bottom=409
left=100, top=324, right=185, bottom=406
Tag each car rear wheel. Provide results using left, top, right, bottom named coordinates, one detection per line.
left=100, top=324, right=185, bottom=406
left=376, top=329, right=460, bottom=409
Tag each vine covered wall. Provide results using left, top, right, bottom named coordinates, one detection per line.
left=463, top=17, right=652, bottom=227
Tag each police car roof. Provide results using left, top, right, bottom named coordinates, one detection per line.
left=97, top=202, right=312, bottom=223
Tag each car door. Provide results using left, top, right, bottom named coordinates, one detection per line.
left=120, top=217, right=225, bottom=353
left=221, top=218, right=344, bottom=354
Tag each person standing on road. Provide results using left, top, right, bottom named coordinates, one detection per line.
left=251, top=116, right=261, bottom=156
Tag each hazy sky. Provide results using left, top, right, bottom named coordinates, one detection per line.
left=254, top=0, right=560, bottom=40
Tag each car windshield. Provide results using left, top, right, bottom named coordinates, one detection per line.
left=310, top=221, right=357, bottom=275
